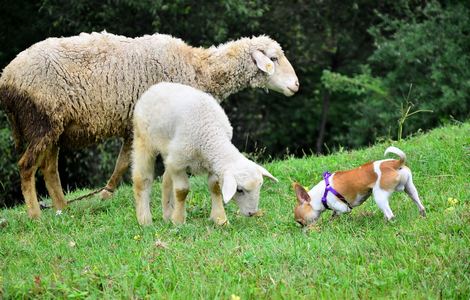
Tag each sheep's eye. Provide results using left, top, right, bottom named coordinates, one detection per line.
left=270, top=57, right=278, bottom=62
left=236, top=187, right=244, bottom=194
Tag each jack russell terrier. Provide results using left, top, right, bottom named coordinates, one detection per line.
left=293, top=146, right=426, bottom=226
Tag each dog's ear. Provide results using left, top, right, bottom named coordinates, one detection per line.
left=293, top=182, right=311, bottom=204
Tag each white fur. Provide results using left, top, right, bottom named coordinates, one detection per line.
left=384, top=146, right=406, bottom=161
left=132, top=82, right=277, bottom=225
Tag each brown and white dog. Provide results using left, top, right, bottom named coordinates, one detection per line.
left=293, top=147, right=426, bottom=226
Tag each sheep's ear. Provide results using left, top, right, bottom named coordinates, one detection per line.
left=222, top=172, right=237, bottom=204
left=293, top=182, right=310, bottom=204
left=252, top=50, right=275, bottom=75
left=257, top=165, right=278, bottom=182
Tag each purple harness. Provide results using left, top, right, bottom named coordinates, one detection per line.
left=321, top=171, right=352, bottom=210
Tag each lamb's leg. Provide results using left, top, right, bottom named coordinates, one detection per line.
left=132, top=138, right=155, bottom=226
left=40, top=145, right=67, bottom=211
left=162, top=170, right=174, bottom=221
left=100, top=139, right=132, bottom=199
left=208, top=174, right=228, bottom=225
left=170, top=170, right=189, bottom=225
left=18, top=145, right=45, bottom=219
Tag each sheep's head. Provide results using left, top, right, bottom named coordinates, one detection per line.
left=221, top=160, right=278, bottom=217
left=249, top=36, right=299, bottom=96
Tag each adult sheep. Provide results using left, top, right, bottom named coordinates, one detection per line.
left=0, top=31, right=299, bottom=219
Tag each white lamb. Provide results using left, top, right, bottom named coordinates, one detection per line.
left=132, top=82, right=278, bottom=226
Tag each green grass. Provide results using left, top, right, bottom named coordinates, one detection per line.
left=1, top=123, right=469, bottom=299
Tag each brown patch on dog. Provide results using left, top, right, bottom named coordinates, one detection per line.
left=379, top=160, right=402, bottom=191
left=333, top=162, right=378, bottom=204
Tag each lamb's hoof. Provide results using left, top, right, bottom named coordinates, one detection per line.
left=163, top=209, right=173, bottom=222
left=99, top=188, right=114, bottom=200
left=171, top=214, right=186, bottom=225
left=211, top=215, right=229, bottom=226
left=137, top=213, right=153, bottom=226
left=419, top=209, right=426, bottom=217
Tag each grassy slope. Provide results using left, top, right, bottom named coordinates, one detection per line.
left=0, top=123, right=469, bottom=299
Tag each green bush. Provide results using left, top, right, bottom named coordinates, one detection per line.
left=0, top=111, right=20, bottom=207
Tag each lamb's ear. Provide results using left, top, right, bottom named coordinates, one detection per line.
left=222, top=172, right=237, bottom=204
left=252, top=50, right=275, bottom=75
left=257, top=165, right=279, bottom=182
left=293, top=182, right=310, bottom=204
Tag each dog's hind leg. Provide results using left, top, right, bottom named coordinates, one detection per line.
left=404, top=172, right=426, bottom=217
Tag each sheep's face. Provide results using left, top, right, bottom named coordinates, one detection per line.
left=251, top=38, right=299, bottom=96
left=221, top=161, right=278, bottom=217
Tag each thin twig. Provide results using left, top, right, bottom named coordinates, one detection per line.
left=39, top=187, right=110, bottom=210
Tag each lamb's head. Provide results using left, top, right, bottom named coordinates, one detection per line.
left=248, top=36, right=299, bottom=96
left=221, top=159, right=278, bottom=217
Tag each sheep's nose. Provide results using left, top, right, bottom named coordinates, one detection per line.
left=288, top=81, right=299, bottom=93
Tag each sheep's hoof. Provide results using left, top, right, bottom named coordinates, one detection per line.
left=28, top=209, right=41, bottom=219
left=419, top=209, right=426, bottom=217
left=99, top=189, right=114, bottom=200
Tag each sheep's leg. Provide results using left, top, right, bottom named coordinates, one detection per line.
left=100, top=139, right=132, bottom=199
left=18, top=145, right=46, bottom=219
left=132, top=138, right=155, bottom=226
left=170, top=170, right=189, bottom=225
left=40, top=145, right=67, bottom=211
left=162, top=170, right=174, bottom=221
left=208, top=174, right=228, bottom=225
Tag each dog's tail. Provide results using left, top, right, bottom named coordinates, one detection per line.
left=384, top=146, right=406, bottom=166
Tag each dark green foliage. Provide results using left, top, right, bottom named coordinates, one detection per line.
left=0, top=111, right=21, bottom=207
left=368, top=1, right=470, bottom=135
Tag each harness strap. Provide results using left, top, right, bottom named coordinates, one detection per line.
left=321, top=171, right=352, bottom=210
